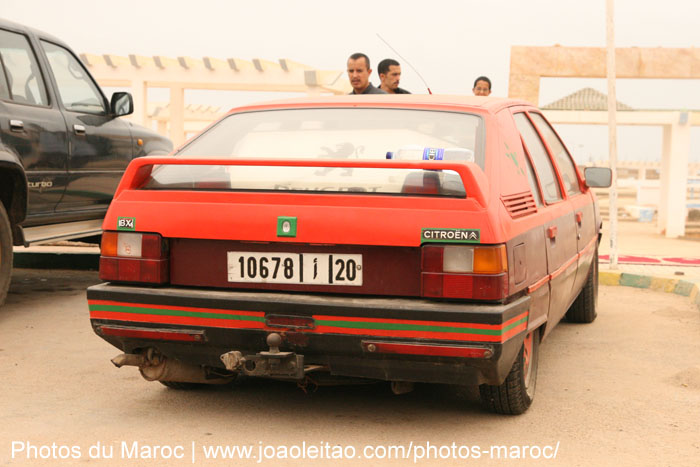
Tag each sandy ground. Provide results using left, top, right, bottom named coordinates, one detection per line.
left=593, top=187, right=700, bottom=257
left=0, top=269, right=699, bottom=466
left=598, top=219, right=700, bottom=257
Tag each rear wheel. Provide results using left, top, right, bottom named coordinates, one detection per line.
left=479, top=329, right=539, bottom=415
left=0, top=203, right=12, bottom=306
left=566, top=248, right=598, bottom=323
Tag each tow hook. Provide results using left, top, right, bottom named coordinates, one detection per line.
left=220, top=333, right=304, bottom=380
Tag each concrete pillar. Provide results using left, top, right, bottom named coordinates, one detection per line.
left=507, top=74, right=540, bottom=104
left=169, top=86, right=185, bottom=147
left=659, top=114, right=690, bottom=237
left=157, top=120, right=168, bottom=137
left=130, top=79, right=148, bottom=126
left=658, top=125, right=672, bottom=233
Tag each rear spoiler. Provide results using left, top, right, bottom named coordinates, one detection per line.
left=115, top=157, right=491, bottom=208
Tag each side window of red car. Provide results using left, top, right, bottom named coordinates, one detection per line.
left=528, top=113, right=581, bottom=197
left=514, top=113, right=562, bottom=204
left=523, top=148, right=543, bottom=206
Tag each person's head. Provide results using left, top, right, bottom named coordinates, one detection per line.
left=473, top=76, right=492, bottom=96
left=378, top=58, right=401, bottom=93
left=347, top=53, right=372, bottom=94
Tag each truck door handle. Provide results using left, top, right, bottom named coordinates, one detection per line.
left=10, top=119, right=24, bottom=132
left=576, top=212, right=583, bottom=224
left=547, top=226, right=558, bottom=239
left=73, top=124, right=86, bottom=135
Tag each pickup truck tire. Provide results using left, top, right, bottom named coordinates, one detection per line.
left=565, top=248, right=598, bottom=323
left=479, top=329, right=539, bottom=415
left=0, top=203, right=12, bottom=306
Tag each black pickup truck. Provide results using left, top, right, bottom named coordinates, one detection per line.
left=0, top=19, right=173, bottom=304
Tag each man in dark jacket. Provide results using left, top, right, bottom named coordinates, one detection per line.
left=347, top=53, right=386, bottom=94
left=377, top=58, right=410, bottom=94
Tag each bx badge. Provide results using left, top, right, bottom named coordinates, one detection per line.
left=117, top=217, right=135, bottom=231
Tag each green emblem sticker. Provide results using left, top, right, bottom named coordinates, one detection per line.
left=117, top=217, right=135, bottom=231
left=277, top=216, right=297, bottom=237
left=422, top=228, right=480, bottom=243
left=505, top=142, right=525, bottom=176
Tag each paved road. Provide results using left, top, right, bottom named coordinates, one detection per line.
left=1, top=269, right=699, bottom=466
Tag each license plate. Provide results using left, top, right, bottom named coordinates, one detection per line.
left=227, top=252, right=362, bottom=286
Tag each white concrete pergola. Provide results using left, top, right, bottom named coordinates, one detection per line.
left=510, top=45, right=700, bottom=238
left=147, top=102, right=224, bottom=136
left=80, top=53, right=351, bottom=146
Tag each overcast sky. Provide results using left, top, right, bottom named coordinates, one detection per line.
left=3, top=0, right=700, bottom=162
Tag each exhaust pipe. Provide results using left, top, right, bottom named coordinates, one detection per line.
left=111, top=353, right=146, bottom=368
left=139, top=357, right=225, bottom=384
left=111, top=351, right=234, bottom=385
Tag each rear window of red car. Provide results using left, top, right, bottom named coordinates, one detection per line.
left=177, top=108, right=484, bottom=162
left=143, top=108, right=485, bottom=197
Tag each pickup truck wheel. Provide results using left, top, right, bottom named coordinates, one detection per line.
left=0, top=203, right=12, bottom=306
left=479, top=329, right=539, bottom=415
left=566, top=248, right=598, bottom=323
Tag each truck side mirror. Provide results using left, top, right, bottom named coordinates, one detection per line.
left=584, top=167, right=612, bottom=188
left=110, top=92, right=134, bottom=117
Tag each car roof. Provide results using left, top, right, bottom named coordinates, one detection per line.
left=232, top=94, right=535, bottom=115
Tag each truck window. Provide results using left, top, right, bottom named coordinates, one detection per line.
left=0, top=29, right=49, bottom=106
left=40, top=41, right=105, bottom=114
left=0, top=60, right=9, bottom=100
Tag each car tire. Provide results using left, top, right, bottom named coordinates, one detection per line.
left=0, top=202, right=12, bottom=306
left=566, top=248, right=598, bottom=323
left=479, top=329, right=539, bottom=415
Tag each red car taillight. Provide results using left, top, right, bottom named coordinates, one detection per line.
left=421, top=244, right=508, bottom=300
left=99, top=231, right=169, bottom=284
